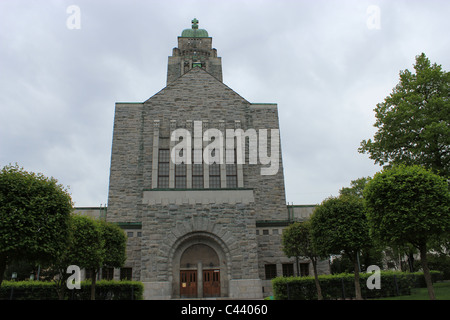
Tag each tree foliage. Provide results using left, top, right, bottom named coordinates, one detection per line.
left=363, top=164, right=450, bottom=299
left=339, top=176, right=372, bottom=199
left=99, top=220, right=127, bottom=269
left=66, top=215, right=104, bottom=272
left=0, top=164, right=73, bottom=286
left=363, top=165, right=449, bottom=249
left=359, top=53, right=450, bottom=178
left=310, top=195, right=371, bottom=300
left=282, top=221, right=316, bottom=261
left=44, top=215, right=127, bottom=300
left=282, top=221, right=323, bottom=299
left=310, top=196, right=371, bottom=259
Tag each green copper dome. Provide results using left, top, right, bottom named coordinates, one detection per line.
left=181, top=18, right=209, bottom=38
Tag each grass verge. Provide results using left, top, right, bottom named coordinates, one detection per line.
left=375, top=281, right=450, bottom=300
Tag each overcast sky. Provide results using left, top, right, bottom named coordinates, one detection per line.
left=1, top=0, right=449, bottom=207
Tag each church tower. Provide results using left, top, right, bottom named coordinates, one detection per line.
left=167, top=18, right=222, bottom=83
left=107, top=19, right=293, bottom=299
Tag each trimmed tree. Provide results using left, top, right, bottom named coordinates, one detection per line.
left=99, top=220, right=127, bottom=273
left=310, top=195, right=372, bottom=300
left=48, top=217, right=127, bottom=300
left=363, top=165, right=450, bottom=300
left=0, top=164, right=73, bottom=287
left=66, top=215, right=104, bottom=300
left=282, top=221, right=323, bottom=300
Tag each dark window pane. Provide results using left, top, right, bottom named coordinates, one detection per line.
left=209, top=176, right=221, bottom=189
left=159, top=149, right=170, bottom=162
left=175, top=176, right=186, bottom=189
left=120, top=268, right=132, bottom=280
left=158, top=176, right=169, bottom=188
left=226, top=175, right=237, bottom=188
left=158, top=163, right=169, bottom=175
left=226, top=164, right=236, bottom=175
left=175, top=164, right=186, bottom=175
left=193, top=164, right=203, bottom=176
left=282, top=264, right=294, bottom=277
left=265, top=264, right=277, bottom=280
left=209, top=163, right=220, bottom=175
left=193, top=176, right=203, bottom=188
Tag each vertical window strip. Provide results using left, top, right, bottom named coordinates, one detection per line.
left=158, top=149, right=170, bottom=188
left=226, top=148, right=237, bottom=188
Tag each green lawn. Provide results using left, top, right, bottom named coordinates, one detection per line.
left=376, top=281, right=450, bottom=300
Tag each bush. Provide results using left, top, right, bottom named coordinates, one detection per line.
left=272, top=271, right=443, bottom=300
left=0, top=281, right=59, bottom=300
left=427, top=254, right=450, bottom=280
left=0, top=280, right=144, bottom=300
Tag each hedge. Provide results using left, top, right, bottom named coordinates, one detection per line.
left=0, top=280, right=144, bottom=300
left=272, top=271, right=443, bottom=300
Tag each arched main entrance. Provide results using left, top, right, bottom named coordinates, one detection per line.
left=170, top=232, right=230, bottom=298
left=180, top=244, right=220, bottom=298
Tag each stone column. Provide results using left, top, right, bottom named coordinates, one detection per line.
left=219, top=120, right=227, bottom=188
left=151, top=120, right=160, bottom=189
left=169, top=120, right=176, bottom=188
left=186, top=120, right=193, bottom=188
left=202, top=120, right=209, bottom=188
left=235, top=120, right=244, bottom=188
left=197, top=261, right=203, bottom=298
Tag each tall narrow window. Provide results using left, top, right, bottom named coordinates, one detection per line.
left=192, top=148, right=203, bottom=188
left=209, top=163, right=221, bottom=188
left=193, top=164, right=203, bottom=188
left=158, top=149, right=170, bottom=188
left=175, top=163, right=186, bottom=188
left=282, top=264, right=294, bottom=277
left=208, top=148, right=221, bottom=188
left=226, top=148, right=237, bottom=188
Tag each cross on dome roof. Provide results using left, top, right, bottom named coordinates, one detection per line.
left=192, top=18, right=199, bottom=29
left=181, top=18, right=208, bottom=38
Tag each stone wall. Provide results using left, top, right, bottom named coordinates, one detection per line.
left=106, top=67, right=290, bottom=299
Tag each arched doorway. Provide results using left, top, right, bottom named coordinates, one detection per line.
left=170, top=232, right=230, bottom=298
left=180, top=244, right=220, bottom=298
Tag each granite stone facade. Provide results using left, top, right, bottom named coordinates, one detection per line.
left=100, top=20, right=329, bottom=299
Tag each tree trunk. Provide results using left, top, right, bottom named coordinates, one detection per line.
left=353, top=254, right=363, bottom=300
left=90, top=269, right=97, bottom=300
left=311, top=258, right=323, bottom=300
left=419, top=244, right=436, bottom=300
left=0, top=254, right=7, bottom=287
left=55, top=268, right=66, bottom=300
left=407, top=250, right=415, bottom=272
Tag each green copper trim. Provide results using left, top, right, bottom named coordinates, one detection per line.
left=115, top=222, right=142, bottom=230
left=181, top=18, right=209, bottom=38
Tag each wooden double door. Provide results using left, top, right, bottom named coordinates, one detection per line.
left=180, top=269, right=220, bottom=298
left=203, top=269, right=220, bottom=297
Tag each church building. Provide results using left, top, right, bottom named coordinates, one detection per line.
left=76, top=19, right=329, bottom=299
